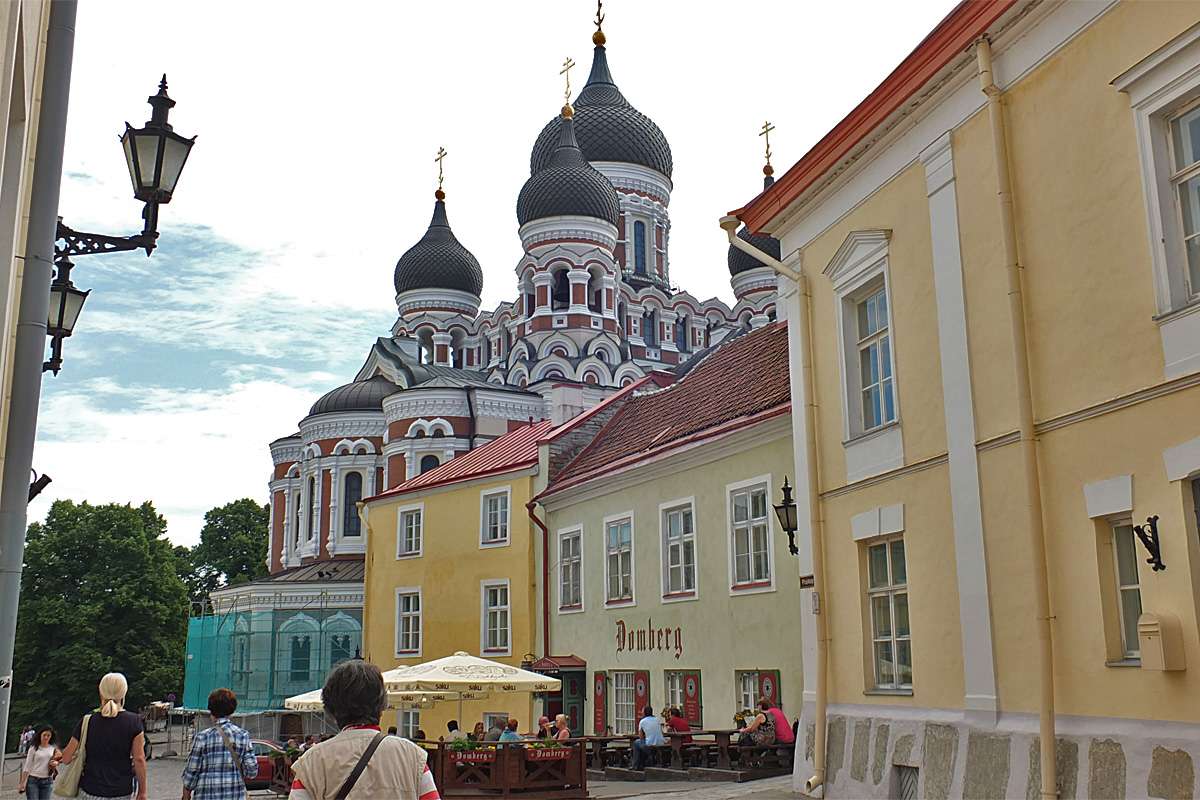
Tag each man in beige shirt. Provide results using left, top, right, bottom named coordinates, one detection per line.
left=288, top=662, right=439, bottom=800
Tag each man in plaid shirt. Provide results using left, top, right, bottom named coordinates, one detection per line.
left=181, top=688, right=259, bottom=800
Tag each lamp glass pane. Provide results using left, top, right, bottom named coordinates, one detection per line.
left=121, top=134, right=139, bottom=194
left=159, top=135, right=192, bottom=194
left=61, top=288, right=87, bottom=333
left=134, top=133, right=162, bottom=188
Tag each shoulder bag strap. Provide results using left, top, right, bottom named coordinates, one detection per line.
left=214, top=723, right=242, bottom=767
left=334, top=732, right=387, bottom=800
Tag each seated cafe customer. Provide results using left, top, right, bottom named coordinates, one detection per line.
left=631, top=706, right=664, bottom=770
left=499, top=719, right=522, bottom=743
left=665, top=707, right=692, bottom=744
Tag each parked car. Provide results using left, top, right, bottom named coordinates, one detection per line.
left=247, top=739, right=284, bottom=789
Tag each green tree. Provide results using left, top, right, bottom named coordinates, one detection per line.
left=185, top=498, right=269, bottom=603
left=9, top=500, right=188, bottom=743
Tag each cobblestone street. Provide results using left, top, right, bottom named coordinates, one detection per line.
left=3, top=754, right=793, bottom=800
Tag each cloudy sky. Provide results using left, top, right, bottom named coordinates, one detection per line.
left=34, top=0, right=956, bottom=545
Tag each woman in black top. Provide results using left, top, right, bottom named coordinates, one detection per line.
left=58, top=673, right=148, bottom=800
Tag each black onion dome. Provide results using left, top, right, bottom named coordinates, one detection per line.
left=393, top=198, right=484, bottom=297
left=517, top=113, right=621, bottom=226
left=530, top=45, right=672, bottom=179
left=309, top=375, right=399, bottom=416
left=728, top=226, right=782, bottom=276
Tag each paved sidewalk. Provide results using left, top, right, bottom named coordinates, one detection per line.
left=590, top=775, right=795, bottom=799
left=4, top=755, right=795, bottom=799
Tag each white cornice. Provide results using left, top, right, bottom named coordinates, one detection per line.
left=823, top=229, right=891, bottom=289
left=732, top=266, right=781, bottom=300
left=591, top=161, right=673, bottom=202
left=397, top=288, right=481, bottom=317
left=519, top=217, right=618, bottom=251
left=299, top=413, right=386, bottom=443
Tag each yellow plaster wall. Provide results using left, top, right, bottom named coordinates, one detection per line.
left=800, top=163, right=948, bottom=491
left=545, top=432, right=805, bottom=730
left=820, top=464, right=965, bottom=711
left=362, top=473, right=541, bottom=737
left=999, top=0, right=1200, bottom=423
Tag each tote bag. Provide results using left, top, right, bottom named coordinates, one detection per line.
left=53, top=713, right=91, bottom=798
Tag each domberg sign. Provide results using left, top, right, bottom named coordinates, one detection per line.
left=615, top=618, right=683, bottom=660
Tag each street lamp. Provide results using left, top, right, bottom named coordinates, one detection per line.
left=46, top=75, right=196, bottom=373
left=773, top=476, right=799, bottom=556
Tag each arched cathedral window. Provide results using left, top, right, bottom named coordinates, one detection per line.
left=342, top=472, right=362, bottom=537
left=552, top=269, right=570, bottom=310
left=306, top=477, right=317, bottom=541
left=634, top=221, right=647, bottom=275
left=290, top=635, right=311, bottom=682
left=643, top=309, right=658, bottom=346
left=420, top=455, right=440, bottom=474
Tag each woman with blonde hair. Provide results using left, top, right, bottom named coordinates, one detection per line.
left=58, top=673, right=148, bottom=800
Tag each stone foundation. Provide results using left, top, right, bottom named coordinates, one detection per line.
left=792, top=708, right=1200, bottom=799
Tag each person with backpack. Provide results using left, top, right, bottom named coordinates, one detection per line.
left=180, top=688, right=258, bottom=800
left=288, top=660, right=439, bottom=800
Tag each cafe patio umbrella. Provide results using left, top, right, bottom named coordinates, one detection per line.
left=382, top=651, right=561, bottom=720
left=283, top=688, right=452, bottom=712
left=382, top=651, right=561, bottom=694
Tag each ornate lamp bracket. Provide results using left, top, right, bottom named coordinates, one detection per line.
left=1132, top=515, right=1166, bottom=572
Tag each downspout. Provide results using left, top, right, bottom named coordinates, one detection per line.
left=0, top=0, right=77, bottom=757
left=465, top=387, right=477, bottom=450
left=976, top=38, right=1057, bottom=800
left=721, top=217, right=828, bottom=795
left=526, top=500, right=551, bottom=658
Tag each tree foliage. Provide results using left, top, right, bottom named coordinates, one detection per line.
left=183, top=498, right=269, bottom=604
left=9, top=500, right=188, bottom=743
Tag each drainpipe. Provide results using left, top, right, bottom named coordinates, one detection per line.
left=464, top=387, right=477, bottom=450
left=526, top=499, right=551, bottom=658
left=721, top=217, right=828, bottom=795
left=0, top=0, right=77, bottom=758
left=976, top=37, right=1057, bottom=800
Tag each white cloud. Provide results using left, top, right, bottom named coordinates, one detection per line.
left=32, top=378, right=319, bottom=547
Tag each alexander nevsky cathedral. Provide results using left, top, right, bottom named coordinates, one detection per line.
left=262, top=18, right=783, bottom=574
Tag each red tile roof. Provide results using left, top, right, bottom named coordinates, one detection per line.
left=366, top=419, right=555, bottom=501
left=733, top=0, right=1016, bottom=232
left=542, top=323, right=791, bottom=497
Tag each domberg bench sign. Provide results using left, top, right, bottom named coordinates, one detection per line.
left=615, top=618, right=683, bottom=659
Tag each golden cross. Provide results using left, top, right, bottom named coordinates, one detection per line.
left=561, top=56, right=576, bottom=103
left=759, top=120, right=776, bottom=167
left=594, top=0, right=605, bottom=33
left=435, top=147, right=447, bottom=190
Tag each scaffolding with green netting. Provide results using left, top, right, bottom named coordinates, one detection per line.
left=182, top=591, right=363, bottom=714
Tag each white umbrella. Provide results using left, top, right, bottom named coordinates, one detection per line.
left=283, top=688, right=455, bottom=712
left=383, top=651, right=561, bottom=694
left=383, top=651, right=561, bottom=721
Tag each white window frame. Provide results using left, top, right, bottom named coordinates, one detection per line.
left=396, top=503, right=423, bottom=559
left=1116, top=28, right=1200, bottom=314
left=1110, top=521, right=1143, bottom=659
left=557, top=526, right=584, bottom=613
left=726, top=475, right=776, bottom=595
left=399, top=709, right=420, bottom=740
left=854, top=286, right=896, bottom=433
left=603, top=511, right=636, bottom=606
left=1115, top=28, right=1200, bottom=379
left=659, top=497, right=698, bottom=601
left=824, top=230, right=905, bottom=481
left=665, top=671, right=684, bottom=711
left=480, top=579, right=512, bottom=656
left=737, top=671, right=758, bottom=714
left=866, top=536, right=911, bottom=690
left=612, top=670, right=636, bottom=735
left=480, top=487, right=512, bottom=548
left=394, top=587, right=422, bottom=658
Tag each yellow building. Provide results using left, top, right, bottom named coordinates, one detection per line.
left=728, top=1, right=1200, bottom=797
left=361, top=420, right=553, bottom=738
left=535, top=323, right=804, bottom=737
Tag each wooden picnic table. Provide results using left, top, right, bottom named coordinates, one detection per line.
left=664, top=728, right=740, bottom=770
left=580, top=734, right=637, bottom=770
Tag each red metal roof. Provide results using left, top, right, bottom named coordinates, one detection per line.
left=542, top=323, right=791, bottom=497
left=733, top=0, right=1016, bottom=232
left=366, top=419, right=555, bottom=501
